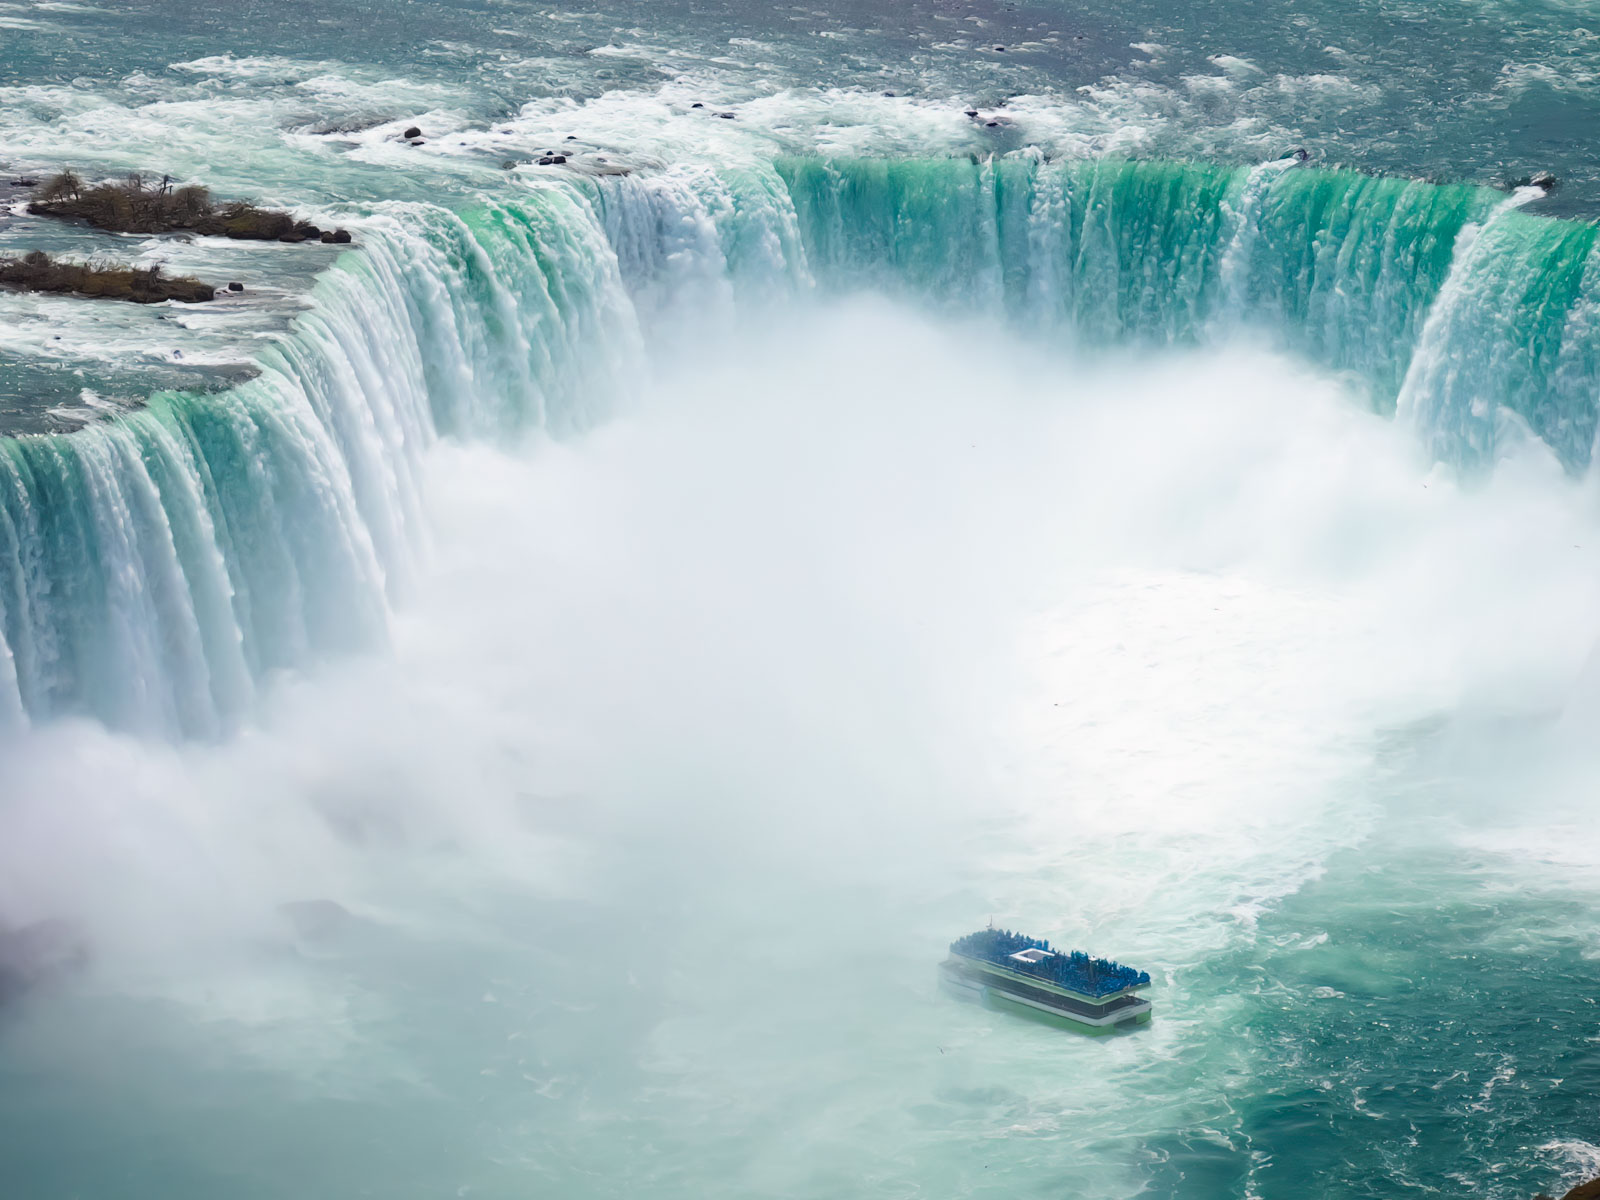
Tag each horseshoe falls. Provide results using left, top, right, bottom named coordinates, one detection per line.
left=2, top=3, right=1600, bottom=1199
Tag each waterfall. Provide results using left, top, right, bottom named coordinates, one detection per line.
left=0, top=186, right=642, bottom=737
left=5, top=154, right=1600, bottom=736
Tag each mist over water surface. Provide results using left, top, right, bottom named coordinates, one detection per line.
left=4, top=300, right=1599, bottom=1197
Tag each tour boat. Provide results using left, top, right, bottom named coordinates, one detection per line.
left=941, top=928, right=1152, bottom=1034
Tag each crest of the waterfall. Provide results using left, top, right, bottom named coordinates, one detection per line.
left=0, top=624, right=19, bottom=731
left=1396, top=187, right=1600, bottom=469
left=589, top=165, right=811, bottom=341
left=1394, top=187, right=1537, bottom=461
left=1212, top=157, right=1298, bottom=335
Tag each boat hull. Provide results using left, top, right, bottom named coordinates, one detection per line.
left=939, top=958, right=1152, bottom=1035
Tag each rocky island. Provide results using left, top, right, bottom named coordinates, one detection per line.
left=26, top=171, right=352, bottom=244
left=0, top=249, right=215, bottom=303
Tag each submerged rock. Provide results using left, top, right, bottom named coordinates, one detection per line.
left=1535, top=1179, right=1600, bottom=1200
left=0, top=918, right=87, bottom=1010
left=1506, top=171, right=1560, bottom=192
left=1560, top=1180, right=1599, bottom=1200
left=278, top=899, right=353, bottom=942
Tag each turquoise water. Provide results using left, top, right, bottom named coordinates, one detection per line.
left=2, top=1, right=1600, bottom=1197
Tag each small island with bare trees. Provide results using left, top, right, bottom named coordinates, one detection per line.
left=26, top=171, right=352, bottom=243
left=0, top=171, right=353, bottom=305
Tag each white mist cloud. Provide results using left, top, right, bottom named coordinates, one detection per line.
left=2, top=296, right=1599, bottom=1197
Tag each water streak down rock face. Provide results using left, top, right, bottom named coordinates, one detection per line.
left=4, top=156, right=1600, bottom=737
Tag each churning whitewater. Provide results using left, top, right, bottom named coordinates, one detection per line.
left=3, top=4, right=1600, bottom=1197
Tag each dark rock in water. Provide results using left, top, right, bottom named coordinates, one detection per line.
left=537, top=156, right=555, bottom=165
left=278, top=231, right=308, bottom=243
left=717, top=111, right=736, bottom=119
left=227, top=280, right=243, bottom=291
left=993, top=44, right=1006, bottom=51
left=300, top=224, right=322, bottom=238
left=410, top=138, right=425, bottom=146
left=691, top=102, right=704, bottom=108
left=1535, top=1179, right=1600, bottom=1200
left=1508, top=171, right=1560, bottom=192
left=566, top=134, right=578, bottom=140
left=402, top=125, right=422, bottom=139
left=986, top=121, right=1001, bottom=127
left=552, top=155, right=567, bottom=164
left=0, top=918, right=87, bottom=1009
left=965, top=109, right=979, bottom=117
left=502, top=160, right=517, bottom=169
left=332, top=229, right=352, bottom=243
left=279, top=899, right=353, bottom=942
left=882, top=90, right=895, bottom=97
left=10, top=177, right=38, bottom=187
left=321, top=231, right=336, bottom=243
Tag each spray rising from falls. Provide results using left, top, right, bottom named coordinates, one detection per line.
left=3, top=153, right=1599, bottom=736
left=596, top=155, right=1600, bottom=462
